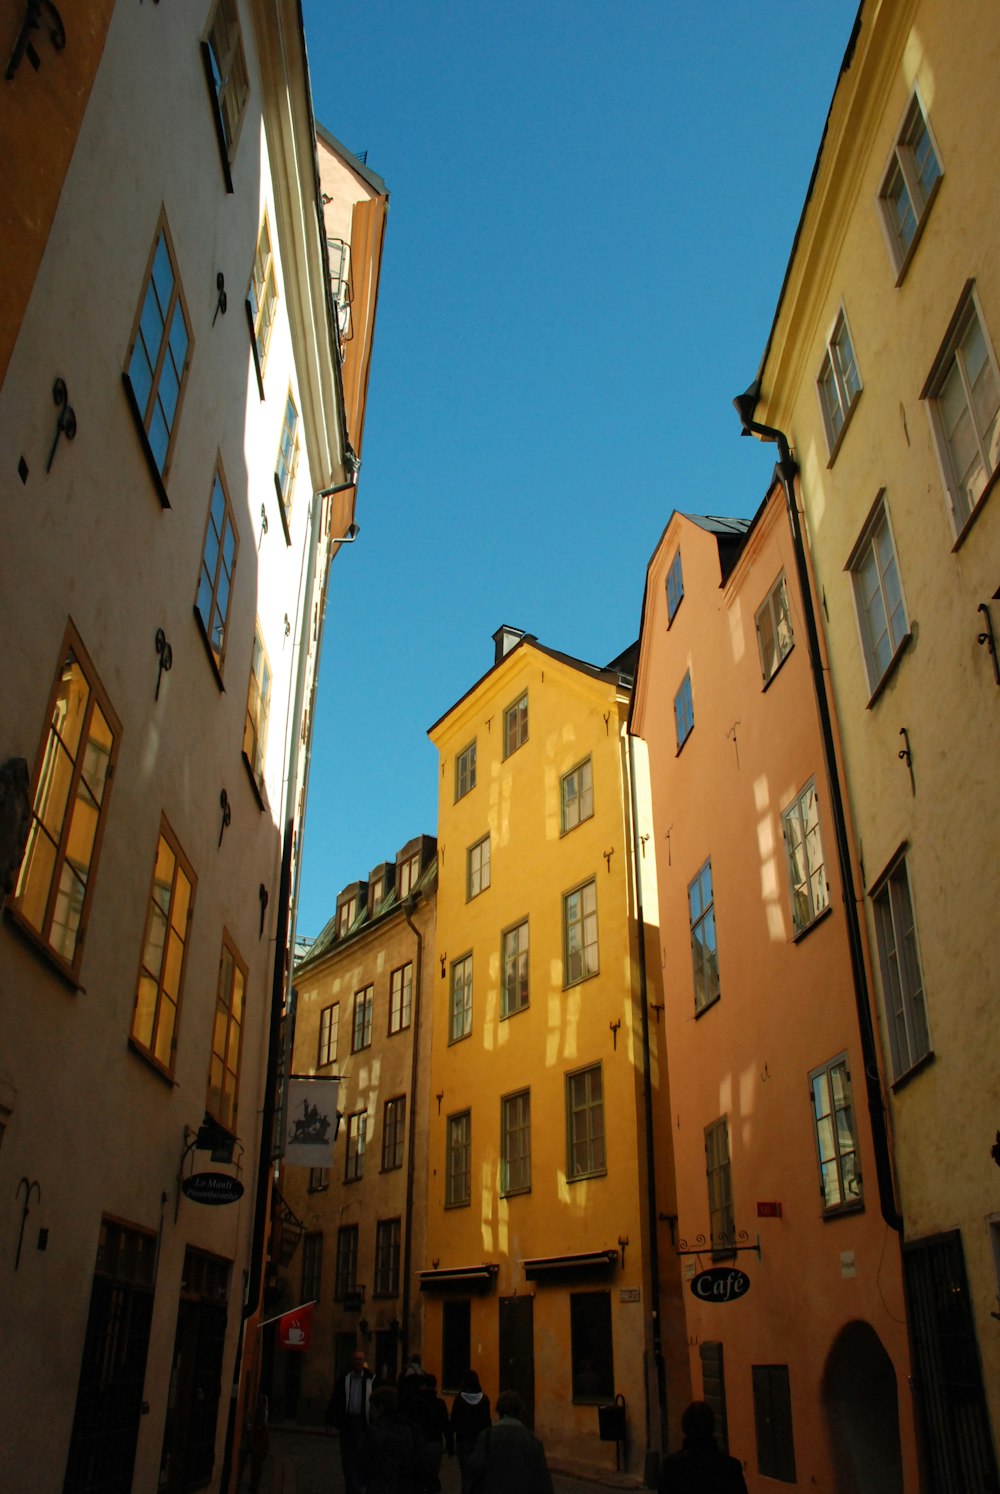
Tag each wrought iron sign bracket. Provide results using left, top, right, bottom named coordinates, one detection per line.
left=977, top=603, right=1000, bottom=686
left=674, top=1230, right=761, bottom=1260
left=5, top=1, right=66, bottom=83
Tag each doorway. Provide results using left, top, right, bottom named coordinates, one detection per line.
left=158, top=1249, right=230, bottom=1492
left=822, top=1320, right=903, bottom=1493
left=499, top=1296, right=535, bottom=1428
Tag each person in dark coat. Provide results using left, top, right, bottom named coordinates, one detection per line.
left=357, top=1386, right=432, bottom=1494
left=329, top=1350, right=375, bottom=1494
left=467, top=1390, right=554, bottom=1494
left=450, top=1371, right=491, bottom=1494
left=659, top=1401, right=749, bottom=1494
left=414, top=1372, right=452, bottom=1487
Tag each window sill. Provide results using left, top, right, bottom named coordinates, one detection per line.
left=566, top=1168, right=607, bottom=1185
left=387, top=1023, right=412, bottom=1038
left=371, top=1291, right=399, bottom=1301
left=791, top=902, right=833, bottom=944
left=950, top=463, right=999, bottom=551
left=824, top=388, right=862, bottom=468
left=193, top=606, right=227, bottom=691
left=241, top=750, right=268, bottom=813
left=200, top=42, right=235, bottom=194
left=3, top=905, right=85, bottom=991
left=866, top=630, right=912, bottom=708
left=444, top=1199, right=471, bottom=1210
left=448, top=1030, right=472, bottom=1047
left=560, top=813, right=594, bottom=838
left=122, top=372, right=171, bottom=508
left=820, top=1199, right=865, bottom=1220
left=675, top=728, right=693, bottom=757
left=466, top=887, right=490, bottom=904
left=273, top=473, right=293, bottom=546
left=127, top=1037, right=176, bottom=1087
left=890, top=1049, right=935, bottom=1092
left=761, top=643, right=795, bottom=693
left=563, top=967, right=599, bottom=992
left=500, top=1186, right=531, bottom=1199
left=343, top=1174, right=364, bottom=1186
left=500, top=1003, right=529, bottom=1022
left=694, top=992, right=721, bottom=1020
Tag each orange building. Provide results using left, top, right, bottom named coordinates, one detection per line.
left=630, top=499, right=919, bottom=1490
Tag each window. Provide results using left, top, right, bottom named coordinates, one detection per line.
left=335, top=1225, right=358, bottom=1298
left=130, top=822, right=195, bottom=1075
left=352, top=985, right=373, bottom=1052
left=336, top=895, right=357, bottom=938
left=450, top=955, right=472, bottom=1042
left=781, top=781, right=829, bottom=934
left=318, top=1003, right=339, bottom=1067
left=560, top=758, right=593, bottom=833
left=848, top=495, right=909, bottom=692
left=206, top=932, right=246, bottom=1131
left=878, top=94, right=942, bottom=277
left=817, top=309, right=862, bottom=454
left=203, top=0, right=249, bottom=180
left=466, top=835, right=490, bottom=899
left=13, top=625, right=120, bottom=977
left=301, top=1232, right=322, bottom=1304
left=563, top=879, right=598, bottom=986
left=247, top=215, right=278, bottom=379
left=570, top=1292, right=614, bottom=1402
left=926, top=289, right=1000, bottom=532
left=705, top=1116, right=734, bottom=1253
left=566, top=1064, right=605, bottom=1180
left=666, top=549, right=684, bottom=623
left=381, top=1096, right=406, bottom=1172
left=195, top=467, right=238, bottom=676
left=810, top=1056, right=862, bottom=1212
left=503, top=692, right=528, bottom=758
left=308, top=1167, right=329, bottom=1192
left=398, top=851, right=420, bottom=898
left=501, top=1090, right=531, bottom=1195
left=274, top=388, right=299, bottom=535
left=872, top=855, right=930, bottom=1079
left=674, top=671, right=694, bottom=749
left=756, top=573, right=793, bottom=683
left=243, top=624, right=270, bottom=795
left=446, top=1110, right=471, bottom=1207
left=455, top=741, right=476, bottom=800
left=501, top=920, right=529, bottom=1017
left=124, top=217, right=192, bottom=490
left=374, top=1219, right=401, bottom=1297
left=345, top=1112, right=367, bottom=1182
left=752, top=1365, right=796, bottom=1483
left=389, top=963, right=412, bottom=1034
left=689, top=859, right=720, bottom=1013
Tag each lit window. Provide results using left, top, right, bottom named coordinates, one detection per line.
left=389, top=963, right=412, bottom=1034
left=666, top=550, right=684, bottom=623
left=242, top=624, right=271, bottom=795
left=503, top=692, right=528, bottom=758
left=335, top=1225, right=358, bottom=1297
left=466, top=835, right=490, bottom=899
left=705, top=1116, right=734, bottom=1253
left=809, top=1055, right=862, bottom=1212
left=446, top=1110, right=471, bottom=1207
left=455, top=741, right=476, bottom=800
left=925, top=289, right=1000, bottom=532
left=318, top=1003, right=339, bottom=1066
left=449, top=955, right=473, bottom=1042
left=781, top=780, right=829, bottom=934
left=872, top=855, right=930, bottom=1079
left=203, top=0, right=249, bottom=179
left=124, top=217, right=192, bottom=489
left=382, top=1096, right=406, bottom=1171
left=878, top=94, right=942, bottom=278
left=563, top=880, right=598, bottom=985
left=195, top=466, right=238, bottom=676
left=13, top=625, right=120, bottom=977
left=561, top=758, right=593, bottom=833
left=374, top=1218, right=401, bottom=1297
left=689, top=860, right=720, bottom=1013
left=301, top=1231, right=322, bottom=1304
left=247, top=215, right=278, bottom=379
left=817, top=309, right=862, bottom=455
left=566, top=1064, right=605, bottom=1180
left=345, top=1112, right=367, bottom=1182
left=352, top=985, right=373, bottom=1052
left=756, top=573, right=793, bottom=683
left=501, top=1090, right=531, bottom=1195
left=848, top=495, right=909, bottom=693
left=674, top=671, right=694, bottom=749
left=206, top=932, right=246, bottom=1131
left=130, top=822, right=195, bottom=1075
left=274, top=388, right=299, bottom=534
left=502, top=920, right=529, bottom=1017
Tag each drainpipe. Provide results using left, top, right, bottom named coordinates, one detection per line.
left=400, top=895, right=424, bottom=1368
left=732, top=396, right=902, bottom=1234
left=627, top=729, right=669, bottom=1476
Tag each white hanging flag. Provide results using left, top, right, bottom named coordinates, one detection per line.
left=284, top=1076, right=339, bottom=1167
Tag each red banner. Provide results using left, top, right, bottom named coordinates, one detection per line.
left=277, top=1302, right=314, bottom=1351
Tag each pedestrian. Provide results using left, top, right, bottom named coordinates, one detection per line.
left=415, top=1372, right=452, bottom=1488
left=467, top=1390, right=554, bottom=1494
left=329, top=1349, right=375, bottom=1494
left=659, top=1401, right=749, bottom=1494
left=357, top=1385, right=433, bottom=1494
left=398, top=1352, right=425, bottom=1422
left=450, top=1370, right=491, bottom=1494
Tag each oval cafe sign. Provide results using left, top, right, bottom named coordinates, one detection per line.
left=689, top=1266, right=750, bottom=1303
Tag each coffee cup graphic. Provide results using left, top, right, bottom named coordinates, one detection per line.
left=287, top=1325, right=304, bottom=1343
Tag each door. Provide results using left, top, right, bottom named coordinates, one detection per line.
left=158, top=1250, right=230, bottom=1492
left=499, top=1296, right=535, bottom=1429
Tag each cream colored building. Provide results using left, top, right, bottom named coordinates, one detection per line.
left=735, top=1, right=1000, bottom=1484
left=0, top=4, right=383, bottom=1491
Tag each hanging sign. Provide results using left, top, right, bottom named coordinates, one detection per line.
left=277, top=1302, right=314, bottom=1352
left=689, top=1267, right=750, bottom=1303
left=182, top=1172, right=244, bottom=1206
left=284, top=1076, right=340, bottom=1168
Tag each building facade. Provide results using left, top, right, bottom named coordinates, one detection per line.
left=631, top=503, right=919, bottom=1490
left=735, top=1, right=1000, bottom=1485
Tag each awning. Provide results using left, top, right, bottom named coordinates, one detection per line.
left=418, top=1264, right=498, bottom=1294
left=522, top=1250, right=618, bottom=1282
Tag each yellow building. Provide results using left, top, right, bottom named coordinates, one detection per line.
left=424, top=627, right=688, bottom=1480
left=735, top=0, right=1000, bottom=1482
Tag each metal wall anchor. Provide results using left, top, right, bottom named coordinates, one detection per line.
left=46, top=377, right=76, bottom=472
left=155, top=628, right=173, bottom=700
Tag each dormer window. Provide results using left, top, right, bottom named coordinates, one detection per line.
left=336, top=895, right=357, bottom=939
left=398, top=852, right=420, bottom=899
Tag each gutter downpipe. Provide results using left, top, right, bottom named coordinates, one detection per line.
left=734, top=402, right=902, bottom=1234
left=627, top=728, right=668, bottom=1478
left=400, top=895, right=424, bottom=1368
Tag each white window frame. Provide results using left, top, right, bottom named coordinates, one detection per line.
left=847, top=492, right=909, bottom=696
left=871, top=853, right=931, bottom=1081
left=560, top=757, right=594, bottom=834
left=816, top=306, right=862, bottom=457
left=781, top=779, right=829, bottom=936
left=809, top=1054, right=862, bottom=1213
left=755, top=572, right=793, bottom=684
left=389, top=962, right=412, bottom=1034
left=923, top=283, right=1000, bottom=536
left=876, top=90, right=942, bottom=281
left=563, top=879, right=598, bottom=986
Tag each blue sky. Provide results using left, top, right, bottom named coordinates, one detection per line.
left=297, top=1, right=858, bottom=938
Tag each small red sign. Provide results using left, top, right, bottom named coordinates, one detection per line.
left=757, top=1201, right=783, bottom=1218
left=278, top=1302, right=314, bottom=1352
